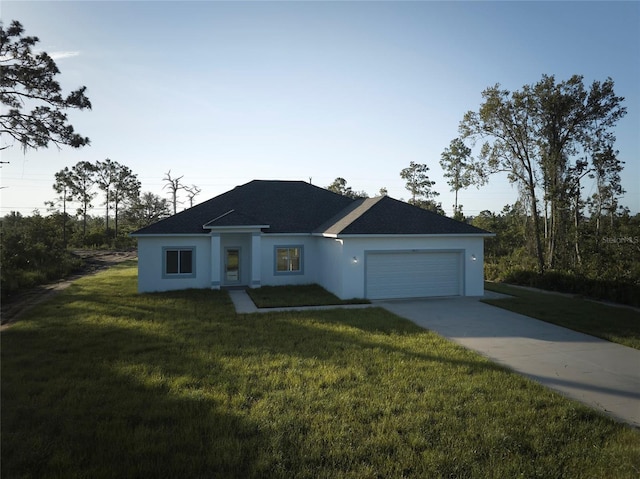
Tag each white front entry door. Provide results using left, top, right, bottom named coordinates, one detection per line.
left=225, top=247, right=240, bottom=284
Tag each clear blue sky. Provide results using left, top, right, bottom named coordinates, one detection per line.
left=2, top=1, right=639, bottom=217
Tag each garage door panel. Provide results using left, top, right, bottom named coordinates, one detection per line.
left=366, top=252, right=461, bottom=299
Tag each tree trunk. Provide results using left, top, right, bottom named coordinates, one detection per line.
left=543, top=197, right=548, bottom=240
left=62, top=187, right=67, bottom=249
left=574, top=194, right=581, bottom=266
left=105, top=198, right=110, bottom=237
left=82, top=202, right=88, bottom=239
left=526, top=179, right=545, bottom=275
left=547, top=198, right=556, bottom=269
left=114, top=198, right=119, bottom=240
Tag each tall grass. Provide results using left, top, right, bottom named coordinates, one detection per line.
left=2, top=262, right=639, bottom=478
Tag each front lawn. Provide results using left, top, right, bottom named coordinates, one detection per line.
left=247, top=283, right=369, bottom=308
left=2, top=263, right=639, bottom=478
left=484, top=282, right=640, bottom=350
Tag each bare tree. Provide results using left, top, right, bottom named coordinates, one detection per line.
left=163, top=170, right=185, bottom=214
left=184, top=184, right=201, bottom=208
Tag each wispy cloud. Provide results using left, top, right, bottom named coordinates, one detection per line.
left=49, top=51, right=80, bottom=60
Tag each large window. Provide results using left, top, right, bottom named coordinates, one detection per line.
left=163, top=247, right=195, bottom=278
left=275, top=246, right=303, bottom=274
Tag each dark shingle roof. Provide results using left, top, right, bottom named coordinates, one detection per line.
left=132, top=180, right=491, bottom=236
left=329, top=196, right=490, bottom=235
left=132, top=180, right=353, bottom=235
left=314, top=197, right=384, bottom=235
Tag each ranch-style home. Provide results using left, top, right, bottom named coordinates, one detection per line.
left=132, top=180, right=492, bottom=300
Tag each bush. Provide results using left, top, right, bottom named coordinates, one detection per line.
left=500, top=269, right=640, bottom=308
left=1, top=249, right=83, bottom=302
left=1, top=213, right=84, bottom=302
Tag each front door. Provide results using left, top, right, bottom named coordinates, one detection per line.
left=225, top=248, right=240, bottom=284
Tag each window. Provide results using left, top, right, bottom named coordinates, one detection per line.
left=163, top=247, right=195, bottom=278
left=275, top=246, right=303, bottom=274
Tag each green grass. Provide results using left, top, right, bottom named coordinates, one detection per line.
left=2, top=263, right=639, bottom=478
left=246, top=283, right=370, bottom=308
left=484, top=282, right=640, bottom=350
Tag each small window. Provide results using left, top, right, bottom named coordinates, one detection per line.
left=163, top=247, right=195, bottom=277
left=275, top=246, right=303, bottom=274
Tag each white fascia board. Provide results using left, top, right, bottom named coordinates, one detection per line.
left=203, top=225, right=269, bottom=233
left=130, top=233, right=209, bottom=238
left=264, top=232, right=313, bottom=237
left=325, top=233, right=496, bottom=239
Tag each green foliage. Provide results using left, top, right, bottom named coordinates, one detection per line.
left=94, top=158, right=141, bottom=238
left=3, top=264, right=639, bottom=478
left=1, top=212, right=83, bottom=300
left=500, top=270, right=640, bottom=308
left=472, top=203, right=531, bottom=260
left=460, top=74, right=627, bottom=274
left=0, top=208, right=141, bottom=299
left=52, top=159, right=141, bottom=243
left=0, top=20, right=91, bottom=151
left=326, top=177, right=369, bottom=199
left=476, top=203, right=639, bottom=306
left=124, top=192, right=171, bottom=229
left=399, top=161, right=439, bottom=205
left=439, top=137, right=484, bottom=217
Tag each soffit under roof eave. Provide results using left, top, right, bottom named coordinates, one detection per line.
left=316, top=232, right=496, bottom=239
left=130, top=233, right=210, bottom=238
left=203, top=225, right=270, bottom=233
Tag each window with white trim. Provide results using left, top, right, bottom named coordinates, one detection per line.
left=163, top=247, right=195, bottom=277
left=275, top=246, right=303, bottom=274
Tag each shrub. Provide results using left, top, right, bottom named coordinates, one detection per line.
left=500, top=269, right=640, bottom=308
left=0, top=213, right=84, bottom=302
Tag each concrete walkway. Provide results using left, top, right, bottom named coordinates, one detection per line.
left=381, top=297, right=640, bottom=428
left=228, top=290, right=260, bottom=314
left=228, top=289, right=640, bottom=427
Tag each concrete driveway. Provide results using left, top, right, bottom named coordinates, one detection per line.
left=380, top=296, right=640, bottom=428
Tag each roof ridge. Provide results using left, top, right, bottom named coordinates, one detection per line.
left=317, top=196, right=385, bottom=235
left=203, top=209, right=235, bottom=227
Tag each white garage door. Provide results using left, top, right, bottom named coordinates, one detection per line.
left=366, top=251, right=462, bottom=299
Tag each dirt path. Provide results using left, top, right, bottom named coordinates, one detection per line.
left=1, top=250, right=137, bottom=330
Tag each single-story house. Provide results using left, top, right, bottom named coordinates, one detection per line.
left=132, top=180, right=493, bottom=300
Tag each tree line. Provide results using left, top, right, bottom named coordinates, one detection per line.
left=1, top=165, right=204, bottom=300
left=46, top=162, right=204, bottom=247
